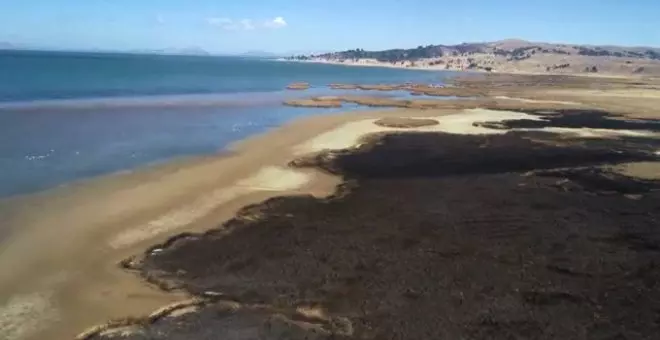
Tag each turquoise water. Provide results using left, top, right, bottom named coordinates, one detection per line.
left=0, top=50, right=455, bottom=197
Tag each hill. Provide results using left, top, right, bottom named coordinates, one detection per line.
left=288, top=39, right=660, bottom=76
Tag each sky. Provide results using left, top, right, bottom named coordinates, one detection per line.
left=0, top=0, right=659, bottom=54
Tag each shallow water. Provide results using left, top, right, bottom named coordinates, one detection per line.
left=0, top=51, right=455, bottom=197
left=0, top=98, right=372, bottom=198
left=0, top=50, right=449, bottom=102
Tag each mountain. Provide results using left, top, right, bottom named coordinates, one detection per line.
left=291, top=39, right=660, bottom=76
left=308, top=40, right=660, bottom=62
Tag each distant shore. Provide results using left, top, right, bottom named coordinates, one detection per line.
left=279, top=57, right=452, bottom=72
left=282, top=57, right=647, bottom=79
left=283, top=39, right=660, bottom=77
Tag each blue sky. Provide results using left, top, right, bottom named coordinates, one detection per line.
left=1, top=0, right=659, bottom=54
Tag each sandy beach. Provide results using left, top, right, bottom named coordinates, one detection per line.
left=0, top=109, right=350, bottom=340
left=0, top=104, right=481, bottom=340
left=2, top=73, right=660, bottom=340
left=282, top=57, right=454, bottom=73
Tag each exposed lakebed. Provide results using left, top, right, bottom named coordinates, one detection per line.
left=93, top=109, right=660, bottom=340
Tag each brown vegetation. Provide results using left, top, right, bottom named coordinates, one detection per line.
left=286, top=82, right=310, bottom=90
left=98, top=110, right=660, bottom=339
left=329, top=83, right=359, bottom=90
left=408, top=85, right=486, bottom=97
left=329, top=83, right=405, bottom=91
left=373, top=117, right=439, bottom=128
left=283, top=97, right=342, bottom=108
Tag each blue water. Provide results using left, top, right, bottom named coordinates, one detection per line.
left=0, top=50, right=455, bottom=198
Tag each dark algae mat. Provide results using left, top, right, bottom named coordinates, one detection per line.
left=96, top=110, right=660, bottom=340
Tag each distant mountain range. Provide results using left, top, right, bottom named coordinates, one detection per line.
left=0, top=43, right=213, bottom=56
left=0, top=43, right=327, bottom=59
left=288, top=39, right=660, bottom=76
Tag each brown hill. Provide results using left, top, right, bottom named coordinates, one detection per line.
left=290, top=39, right=660, bottom=76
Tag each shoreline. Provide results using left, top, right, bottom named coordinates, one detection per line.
left=1, top=106, right=461, bottom=340
left=3, top=74, right=660, bottom=340
left=284, top=58, right=644, bottom=79
left=278, top=57, right=455, bottom=73
left=0, top=81, right=456, bottom=200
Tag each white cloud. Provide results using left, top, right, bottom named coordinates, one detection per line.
left=264, top=17, right=287, bottom=29
left=207, top=17, right=234, bottom=29
left=207, top=16, right=287, bottom=31
left=239, top=19, right=255, bottom=30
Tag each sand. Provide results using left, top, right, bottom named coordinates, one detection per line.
left=296, top=109, right=660, bottom=155
left=610, top=161, right=660, bottom=180
left=0, top=292, right=58, bottom=340
left=493, top=95, right=581, bottom=105
left=286, top=82, right=310, bottom=90
left=1, top=107, right=459, bottom=340
left=0, top=120, right=344, bottom=340
left=109, top=166, right=311, bottom=249
left=283, top=98, right=343, bottom=108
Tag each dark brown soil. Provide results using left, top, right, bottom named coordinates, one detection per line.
left=98, top=111, right=660, bottom=340
left=486, top=109, right=660, bottom=132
